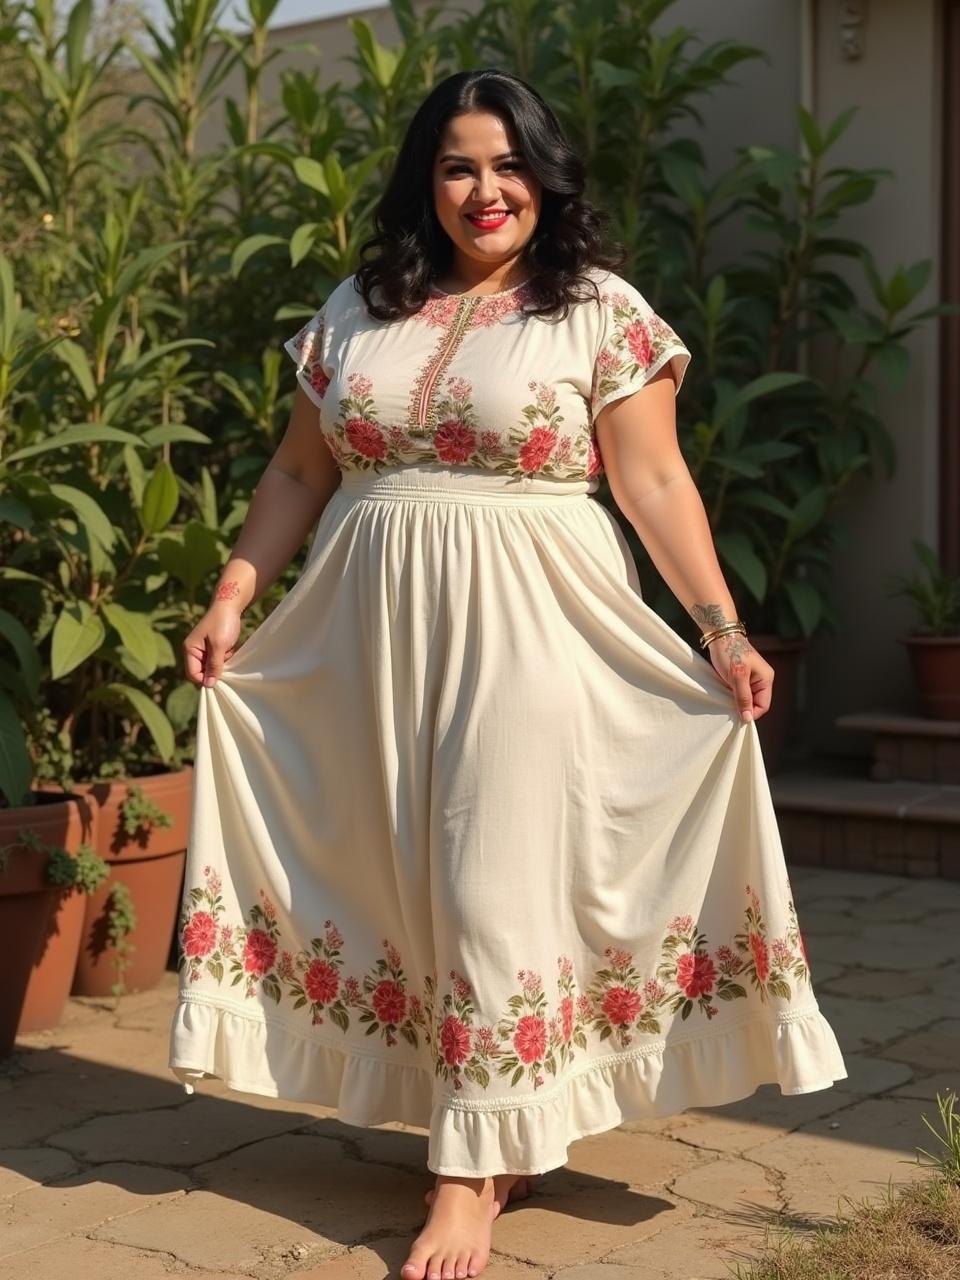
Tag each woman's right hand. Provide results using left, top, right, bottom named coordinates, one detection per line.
left=183, top=603, right=244, bottom=688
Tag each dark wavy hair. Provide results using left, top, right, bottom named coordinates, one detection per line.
left=353, top=68, right=627, bottom=322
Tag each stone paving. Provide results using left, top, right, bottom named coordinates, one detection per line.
left=2, top=865, right=958, bottom=1280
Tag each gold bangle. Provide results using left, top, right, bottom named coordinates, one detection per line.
left=698, top=621, right=747, bottom=650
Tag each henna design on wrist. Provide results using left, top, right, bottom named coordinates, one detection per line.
left=214, top=580, right=241, bottom=605
left=690, top=601, right=730, bottom=631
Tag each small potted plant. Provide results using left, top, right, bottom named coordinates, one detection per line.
left=887, top=538, right=960, bottom=720
left=17, top=833, right=111, bottom=1032
left=71, top=776, right=188, bottom=998
left=0, top=788, right=103, bottom=1055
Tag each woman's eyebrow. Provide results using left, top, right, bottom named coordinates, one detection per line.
left=437, top=151, right=522, bottom=163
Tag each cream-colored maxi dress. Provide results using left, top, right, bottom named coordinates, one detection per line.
left=168, top=265, right=847, bottom=1176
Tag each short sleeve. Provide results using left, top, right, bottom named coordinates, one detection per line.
left=283, top=303, right=330, bottom=410
left=590, top=277, right=691, bottom=419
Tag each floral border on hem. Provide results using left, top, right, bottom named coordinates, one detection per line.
left=178, top=873, right=811, bottom=1096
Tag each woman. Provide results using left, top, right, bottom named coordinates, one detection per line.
left=171, top=67, right=846, bottom=1280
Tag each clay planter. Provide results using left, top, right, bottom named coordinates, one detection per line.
left=71, top=766, right=193, bottom=998
left=900, top=633, right=960, bottom=720
left=0, top=790, right=96, bottom=1055
left=748, top=633, right=810, bottom=774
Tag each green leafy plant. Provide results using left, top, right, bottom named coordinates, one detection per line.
left=119, top=783, right=175, bottom=837
left=104, top=878, right=137, bottom=997
left=915, top=1089, right=960, bottom=1183
left=886, top=539, right=960, bottom=636
left=0, top=825, right=109, bottom=893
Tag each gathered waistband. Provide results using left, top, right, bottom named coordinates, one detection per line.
left=338, top=463, right=597, bottom=506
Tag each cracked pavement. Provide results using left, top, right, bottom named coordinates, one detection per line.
left=2, top=866, right=958, bottom=1279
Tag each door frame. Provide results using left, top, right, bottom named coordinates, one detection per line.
left=941, top=0, right=960, bottom=572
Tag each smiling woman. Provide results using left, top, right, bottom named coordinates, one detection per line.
left=170, top=65, right=846, bottom=1280
left=431, top=120, right=540, bottom=294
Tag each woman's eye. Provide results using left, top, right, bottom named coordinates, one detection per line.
left=446, top=163, right=523, bottom=175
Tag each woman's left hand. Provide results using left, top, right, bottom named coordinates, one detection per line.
left=707, top=632, right=775, bottom=723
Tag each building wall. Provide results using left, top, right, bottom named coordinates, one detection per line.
left=802, top=0, right=942, bottom=756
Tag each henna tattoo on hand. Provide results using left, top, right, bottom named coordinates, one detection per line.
left=712, top=630, right=754, bottom=675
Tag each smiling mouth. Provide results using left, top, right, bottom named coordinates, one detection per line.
left=466, top=211, right=512, bottom=224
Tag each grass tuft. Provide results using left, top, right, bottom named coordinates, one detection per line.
left=722, top=1091, right=960, bottom=1280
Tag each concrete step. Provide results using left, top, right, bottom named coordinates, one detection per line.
left=770, top=767, right=960, bottom=879
left=835, top=707, right=960, bottom=784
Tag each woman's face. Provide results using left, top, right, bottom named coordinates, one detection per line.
left=432, top=110, right=541, bottom=276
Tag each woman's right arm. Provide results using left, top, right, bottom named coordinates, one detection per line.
left=182, top=385, right=342, bottom=687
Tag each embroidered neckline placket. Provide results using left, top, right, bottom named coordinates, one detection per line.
left=408, top=295, right=480, bottom=437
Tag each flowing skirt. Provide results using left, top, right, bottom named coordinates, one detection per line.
left=168, top=462, right=847, bottom=1176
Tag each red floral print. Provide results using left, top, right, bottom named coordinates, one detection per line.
left=243, top=928, right=277, bottom=976
left=585, top=435, right=602, bottom=477
left=183, top=910, right=218, bottom=958
left=749, top=932, right=770, bottom=984
left=344, top=416, right=387, bottom=459
left=559, top=994, right=574, bottom=1043
left=601, top=985, right=644, bottom=1027
left=733, top=883, right=809, bottom=1002
left=371, top=978, right=407, bottom=1026
left=286, top=271, right=690, bottom=484
left=676, top=950, right=717, bottom=998
left=513, top=1013, right=547, bottom=1064
left=178, top=878, right=812, bottom=1091
left=592, top=291, right=687, bottom=417
left=310, top=366, right=330, bottom=400
left=304, top=957, right=340, bottom=1005
left=434, top=419, right=478, bottom=463
left=518, top=426, right=556, bottom=472
left=440, top=1014, right=472, bottom=1065
left=625, top=319, right=653, bottom=366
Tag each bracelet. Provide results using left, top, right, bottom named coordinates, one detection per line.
left=698, top=619, right=747, bottom=650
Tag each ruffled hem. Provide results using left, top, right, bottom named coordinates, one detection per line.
left=169, top=994, right=848, bottom=1176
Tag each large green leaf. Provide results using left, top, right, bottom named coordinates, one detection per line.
left=0, top=496, right=33, bottom=529
left=0, top=689, right=32, bottom=807
left=140, top=461, right=179, bottom=534
left=51, top=605, right=105, bottom=678
left=231, top=233, right=286, bottom=278
left=1, top=423, right=145, bottom=465
left=715, top=373, right=813, bottom=428
left=166, top=680, right=199, bottom=731
left=293, top=156, right=329, bottom=195
left=102, top=602, right=158, bottom=676
left=783, top=578, right=823, bottom=636
left=157, top=521, right=221, bottom=589
left=139, top=425, right=210, bottom=448
left=49, top=483, right=116, bottom=551
left=52, top=338, right=97, bottom=402
left=89, top=682, right=175, bottom=760
left=714, top=531, right=767, bottom=602
left=0, top=610, right=41, bottom=699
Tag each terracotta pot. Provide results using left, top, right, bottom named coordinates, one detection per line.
left=0, top=791, right=95, bottom=1055
left=70, top=766, right=193, bottom=997
left=899, top=633, right=960, bottom=720
left=747, top=633, right=810, bottom=774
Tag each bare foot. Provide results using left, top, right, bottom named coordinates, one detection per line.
left=401, top=1173, right=522, bottom=1279
left=423, top=1173, right=534, bottom=1211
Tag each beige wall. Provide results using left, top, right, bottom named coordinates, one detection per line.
left=802, top=0, right=941, bottom=756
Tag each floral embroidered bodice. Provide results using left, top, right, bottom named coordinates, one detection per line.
left=283, top=265, right=691, bottom=487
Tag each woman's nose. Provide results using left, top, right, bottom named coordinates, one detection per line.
left=473, top=172, right=500, bottom=202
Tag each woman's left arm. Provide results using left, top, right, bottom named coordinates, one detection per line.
left=594, top=365, right=774, bottom=724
